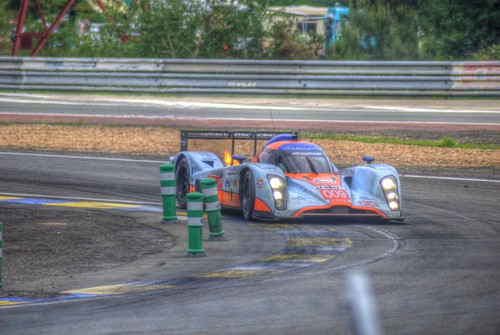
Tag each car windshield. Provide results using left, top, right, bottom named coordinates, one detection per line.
left=277, top=151, right=333, bottom=174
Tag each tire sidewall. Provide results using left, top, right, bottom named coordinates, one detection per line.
left=242, top=170, right=255, bottom=220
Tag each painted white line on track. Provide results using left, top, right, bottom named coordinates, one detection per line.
left=0, top=192, right=161, bottom=206
left=360, top=105, right=500, bottom=114
left=401, top=174, right=500, bottom=183
left=2, top=93, right=498, bottom=113
left=0, top=151, right=165, bottom=163
left=0, top=98, right=138, bottom=107
left=1, top=112, right=498, bottom=126
left=0, top=97, right=305, bottom=110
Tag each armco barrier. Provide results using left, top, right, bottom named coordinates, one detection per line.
left=0, top=57, right=498, bottom=96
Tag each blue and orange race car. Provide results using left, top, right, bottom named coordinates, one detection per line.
left=171, top=130, right=403, bottom=222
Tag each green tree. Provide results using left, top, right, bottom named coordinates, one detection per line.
left=73, top=0, right=270, bottom=59
left=0, top=2, right=14, bottom=55
left=417, top=0, right=500, bottom=60
left=196, top=0, right=268, bottom=59
left=264, top=12, right=319, bottom=59
left=1, top=0, right=272, bottom=58
left=130, top=0, right=201, bottom=58
left=329, top=0, right=420, bottom=60
left=0, top=0, right=93, bottom=56
left=268, top=1, right=341, bottom=5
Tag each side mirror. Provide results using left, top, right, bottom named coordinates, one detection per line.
left=362, top=156, right=375, bottom=164
left=232, top=155, right=246, bottom=165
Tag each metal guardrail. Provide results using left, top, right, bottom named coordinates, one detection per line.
left=0, top=57, right=498, bottom=96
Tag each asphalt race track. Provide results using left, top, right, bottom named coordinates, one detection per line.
left=1, top=93, right=499, bottom=132
left=0, top=151, right=499, bottom=335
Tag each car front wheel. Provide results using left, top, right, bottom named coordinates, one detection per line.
left=241, top=170, right=255, bottom=220
left=176, top=158, right=190, bottom=209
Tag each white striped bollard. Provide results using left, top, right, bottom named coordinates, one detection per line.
left=186, top=192, right=206, bottom=256
left=160, top=163, right=179, bottom=224
left=201, top=178, right=226, bottom=240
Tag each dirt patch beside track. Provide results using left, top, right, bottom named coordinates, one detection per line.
left=0, top=206, right=174, bottom=298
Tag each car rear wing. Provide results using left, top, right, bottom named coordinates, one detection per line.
left=180, top=130, right=300, bottom=157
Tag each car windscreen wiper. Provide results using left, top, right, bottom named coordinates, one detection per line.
left=306, top=157, right=319, bottom=174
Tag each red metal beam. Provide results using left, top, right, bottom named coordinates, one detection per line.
left=11, top=0, right=116, bottom=56
left=11, top=0, right=29, bottom=56
left=31, top=0, right=77, bottom=56
left=35, top=0, right=49, bottom=35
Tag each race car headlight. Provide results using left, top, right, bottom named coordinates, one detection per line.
left=273, top=190, right=283, bottom=200
left=381, top=176, right=400, bottom=211
left=387, top=192, right=398, bottom=201
left=381, top=177, right=397, bottom=191
left=389, top=201, right=399, bottom=211
left=269, top=176, right=284, bottom=189
left=267, top=175, right=287, bottom=210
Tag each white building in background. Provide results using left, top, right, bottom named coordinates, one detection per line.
left=267, top=6, right=329, bottom=37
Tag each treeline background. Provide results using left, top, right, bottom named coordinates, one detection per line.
left=1, top=0, right=498, bottom=60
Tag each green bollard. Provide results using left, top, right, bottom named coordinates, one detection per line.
left=186, top=192, right=205, bottom=256
left=160, top=163, right=179, bottom=224
left=200, top=178, right=226, bottom=240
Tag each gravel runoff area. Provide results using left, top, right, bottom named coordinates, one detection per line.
left=1, top=124, right=499, bottom=175
left=1, top=123, right=499, bottom=298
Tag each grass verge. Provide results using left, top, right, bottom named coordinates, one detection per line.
left=303, top=133, right=500, bottom=150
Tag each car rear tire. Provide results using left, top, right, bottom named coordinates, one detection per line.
left=242, top=170, right=255, bottom=220
left=176, top=157, right=190, bottom=209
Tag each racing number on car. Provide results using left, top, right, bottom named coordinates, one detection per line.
left=320, top=188, right=349, bottom=201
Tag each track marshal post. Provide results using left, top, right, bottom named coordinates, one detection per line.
left=201, top=178, right=226, bottom=240
left=186, top=192, right=206, bottom=256
left=160, top=163, right=179, bottom=224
